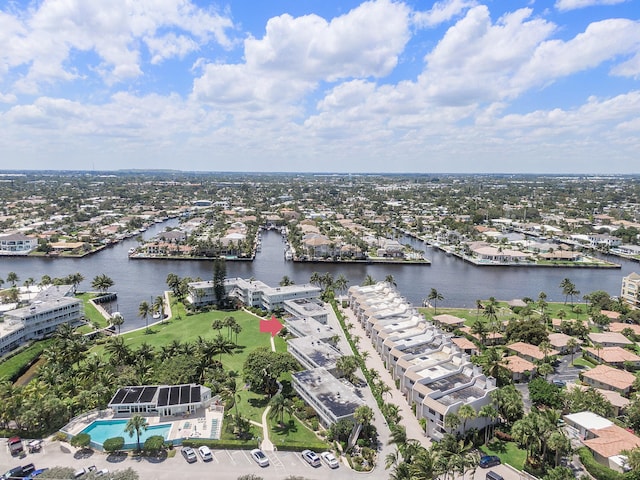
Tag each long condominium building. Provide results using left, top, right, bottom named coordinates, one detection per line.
left=621, top=272, right=640, bottom=309
left=0, top=285, right=84, bottom=354
left=188, top=277, right=321, bottom=311
left=348, top=282, right=496, bottom=440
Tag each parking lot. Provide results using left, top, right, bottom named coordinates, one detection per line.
left=2, top=441, right=378, bottom=480
left=2, top=438, right=528, bottom=480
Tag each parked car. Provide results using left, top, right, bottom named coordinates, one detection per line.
left=198, top=445, right=213, bottom=462
left=251, top=448, right=269, bottom=467
left=479, top=456, right=501, bottom=468
left=2, top=463, right=34, bottom=479
left=25, top=468, right=48, bottom=479
left=7, top=437, right=24, bottom=456
left=182, top=447, right=198, bottom=463
left=27, top=440, right=42, bottom=453
left=73, top=466, right=96, bottom=478
left=95, top=469, right=109, bottom=477
left=301, top=449, right=321, bottom=467
left=320, top=451, right=340, bottom=469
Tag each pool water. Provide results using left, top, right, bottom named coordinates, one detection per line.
left=80, top=419, right=172, bottom=448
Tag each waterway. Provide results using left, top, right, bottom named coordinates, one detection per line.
left=1, top=220, right=638, bottom=332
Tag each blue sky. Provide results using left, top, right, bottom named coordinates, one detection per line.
left=0, top=0, right=638, bottom=173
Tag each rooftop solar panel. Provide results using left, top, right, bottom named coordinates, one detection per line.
left=157, top=387, right=169, bottom=407
left=123, top=387, right=144, bottom=404
left=191, top=386, right=201, bottom=403
left=140, top=386, right=158, bottom=403
left=180, top=385, right=190, bottom=403
left=110, top=389, right=128, bottom=405
left=169, top=386, right=179, bottom=405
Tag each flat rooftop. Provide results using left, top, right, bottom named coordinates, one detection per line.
left=437, top=385, right=486, bottom=406
left=293, top=368, right=365, bottom=418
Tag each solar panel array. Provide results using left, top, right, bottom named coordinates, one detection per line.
left=110, top=384, right=202, bottom=407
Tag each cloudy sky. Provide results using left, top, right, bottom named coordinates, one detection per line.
left=0, top=0, right=638, bottom=173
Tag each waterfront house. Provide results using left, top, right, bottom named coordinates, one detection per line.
left=0, top=233, right=38, bottom=253
left=507, top=341, right=559, bottom=363
left=621, top=272, right=640, bottom=309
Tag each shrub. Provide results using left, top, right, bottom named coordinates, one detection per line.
left=577, top=447, right=623, bottom=480
left=104, top=437, right=125, bottom=453
left=70, top=433, right=91, bottom=449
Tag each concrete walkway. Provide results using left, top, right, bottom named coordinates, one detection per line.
left=338, top=304, right=431, bottom=447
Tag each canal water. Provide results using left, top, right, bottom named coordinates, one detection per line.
left=1, top=220, right=638, bottom=332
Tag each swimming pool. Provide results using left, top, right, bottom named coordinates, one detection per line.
left=80, top=419, right=172, bottom=449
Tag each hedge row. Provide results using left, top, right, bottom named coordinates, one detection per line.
left=182, top=438, right=328, bottom=452
left=577, top=447, right=623, bottom=480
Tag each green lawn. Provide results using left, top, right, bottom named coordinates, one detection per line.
left=267, top=415, right=328, bottom=451
left=77, top=292, right=110, bottom=329
left=0, top=339, right=53, bottom=382
left=572, top=356, right=596, bottom=369
left=481, top=439, right=527, bottom=470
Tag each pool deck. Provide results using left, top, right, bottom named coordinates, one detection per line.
left=63, top=406, right=224, bottom=445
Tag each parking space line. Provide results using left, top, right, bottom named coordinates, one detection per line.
left=224, top=450, right=237, bottom=465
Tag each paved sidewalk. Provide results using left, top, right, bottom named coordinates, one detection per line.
left=338, top=305, right=431, bottom=448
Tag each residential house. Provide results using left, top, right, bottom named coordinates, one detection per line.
left=583, top=346, right=640, bottom=369
left=507, top=341, right=559, bottom=363
left=503, top=355, right=536, bottom=382
left=548, top=332, right=582, bottom=354
left=588, top=332, right=633, bottom=348
left=0, top=233, right=38, bottom=253
left=581, top=364, right=635, bottom=395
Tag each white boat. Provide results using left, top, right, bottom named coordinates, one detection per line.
left=285, top=250, right=293, bottom=261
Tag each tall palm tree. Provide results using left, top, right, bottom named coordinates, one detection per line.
left=385, top=275, right=397, bottom=287
left=138, top=301, right=151, bottom=332
left=212, top=335, right=235, bottom=362
left=334, top=274, right=349, bottom=297
left=105, top=336, right=131, bottom=366
left=110, top=312, right=124, bottom=334
left=457, top=404, right=476, bottom=433
left=362, top=274, right=376, bottom=286
left=6, top=272, right=19, bottom=287
left=91, top=274, right=114, bottom=293
left=268, top=393, right=293, bottom=424
left=153, top=295, right=165, bottom=321
left=428, top=288, right=444, bottom=314
left=223, top=316, right=237, bottom=340
left=124, top=414, right=148, bottom=452
left=478, top=405, right=499, bottom=444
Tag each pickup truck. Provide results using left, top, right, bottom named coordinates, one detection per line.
left=7, top=437, right=23, bottom=456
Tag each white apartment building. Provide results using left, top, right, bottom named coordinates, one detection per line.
left=187, top=277, right=321, bottom=311
left=348, top=283, right=497, bottom=440
left=621, top=272, right=640, bottom=309
left=0, top=285, right=84, bottom=354
left=0, top=233, right=38, bottom=253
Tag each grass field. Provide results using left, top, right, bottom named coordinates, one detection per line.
left=481, top=439, right=527, bottom=470
left=0, top=339, right=53, bottom=381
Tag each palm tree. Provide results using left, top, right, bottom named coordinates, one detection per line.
left=537, top=362, right=554, bottom=380
left=211, top=318, right=224, bottom=334
left=362, top=274, right=376, bottom=286
left=91, top=274, right=114, bottom=293
left=478, top=404, right=499, bottom=444
left=223, top=316, right=237, bottom=340
left=268, top=393, right=293, bottom=424
left=566, top=338, right=579, bottom=364
left=231, top=323, right=242, bottom=343
left=68, top=272, right=84, bottom=293
left=152, top=295, right=165, bottom=322
left=457, top=404, right=476, bottom=433
left=6, top=272, right=19, bottom=287
left=444, top=412, right=460, bottom=433
left=334, top=274, right=349, bottom=297
left=110, top=312, right=124, bottom=334
left=138, top=301, right=151, bottom=332
left=124, top=414, right=148, bottom=452
left=309, top=272, right=322, bottom=287
left=428, top=288, right=444, bottom=314
left=105, top=336, right=131, bottom=366
left=385, top=274, right=397, bottom=287
left=279, top=275, right=294, bottom=286
left=475, top=300, right=483, bottom=321
left=212, top=334, right=235, bottom=361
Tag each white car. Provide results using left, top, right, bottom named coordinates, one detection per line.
left=198, top=445, right=213, bottom=462
left=301, top=449, right=321, bottom=467
left=321, top=451, right=340, bottom=469
left=251, top=448, right=269, bottom=467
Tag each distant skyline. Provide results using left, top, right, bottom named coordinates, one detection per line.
left=0, top=0, right=639, bottom=174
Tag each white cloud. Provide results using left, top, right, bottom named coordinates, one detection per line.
left=513, top=18, right=640, bottom=91
left=420, top=7, right=555, bottom=104
left=193, top=0, right=411, bottom=107
left=412, top=0, right=477, bottom=28
left=555, top=0, right=629, bottom=12
left=1, top=0, right=234, bottom=92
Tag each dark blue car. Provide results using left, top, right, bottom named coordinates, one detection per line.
left=479, top=456, right=501, bottom=468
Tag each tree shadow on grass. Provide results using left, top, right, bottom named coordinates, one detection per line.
left=486, top=439, right=508, bottom=454
left=272, top=419, right=298, bottom=437
left=248, top=397, right=269, bottom=409
left=144, top=450, right=168, bottom=463
left=144, top=328, right=159, bottom=335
